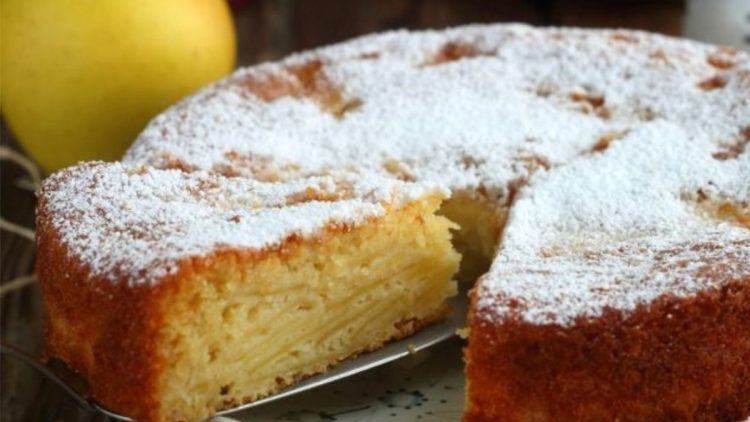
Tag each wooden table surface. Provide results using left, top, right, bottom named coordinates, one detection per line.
left=0, top=1, right=684, bottom=420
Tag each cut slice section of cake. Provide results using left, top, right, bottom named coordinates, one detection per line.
left=36, top=162, right=460, bottom=422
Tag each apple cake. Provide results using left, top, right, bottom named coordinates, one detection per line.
left=37, top=163, right=459, bottom=421
left=38, top=24, right=750, bottom=421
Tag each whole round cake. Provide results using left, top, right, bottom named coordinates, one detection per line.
left=37, top=24, right=750, bottom=422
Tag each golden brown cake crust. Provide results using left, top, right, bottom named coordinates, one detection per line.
left=37, top=200, right=166, bottom=420
left=465, top=277, right=750, bottom=422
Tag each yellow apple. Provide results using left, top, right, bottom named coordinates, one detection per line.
left=1, top=0, right=236, bottom=172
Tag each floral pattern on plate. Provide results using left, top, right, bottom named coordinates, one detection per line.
left=233, top=339, right=465, bottom=421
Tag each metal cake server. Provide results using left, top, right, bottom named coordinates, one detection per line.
left=0, top=291, right=467, bottom=421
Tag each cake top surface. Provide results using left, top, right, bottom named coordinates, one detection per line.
left=38, top=162, right=437, bottom=285
left=48, top=24, right=750, bottom=324
left=125, top=24, right=748, bottom=203
left=479, top=121, right=750, bottom=325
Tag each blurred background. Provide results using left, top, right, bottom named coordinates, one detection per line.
left=230, top=0, right=748, bottom=64
left=1, top=1, right=749, bottom=420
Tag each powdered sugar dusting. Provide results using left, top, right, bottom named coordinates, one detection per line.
left=55, top=24, right=750, bottom=323
left=479, top=121, right=750, bottom=325
left=126, top=25, right=749, bottom=201
left=38, top=162, right=440, bottom=285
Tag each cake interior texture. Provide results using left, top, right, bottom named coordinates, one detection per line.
left=40, top=193, right=459, bottom=422
left=438, top=193, right=506, bottom=283
left=158, top=195, right=459, bottom=420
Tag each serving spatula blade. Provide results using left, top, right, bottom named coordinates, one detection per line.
left=1, top=291, right=467, bottom=421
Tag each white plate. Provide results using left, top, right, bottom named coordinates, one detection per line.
left=233, top=339, right=465, bottom=421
